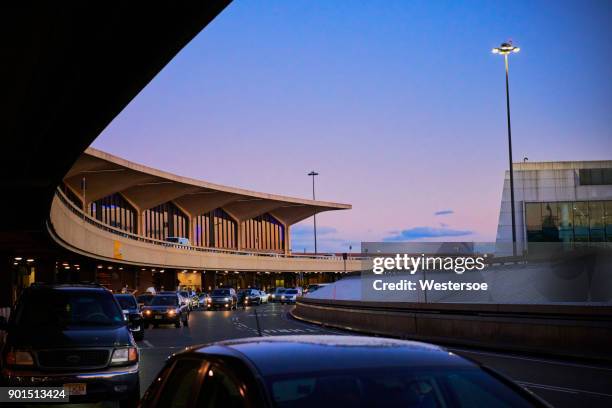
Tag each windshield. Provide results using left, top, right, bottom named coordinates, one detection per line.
left=212, top=289, right=230, bottom=296
left=137, top=295, right=154, bottom=305
left=275, top=288, right=286, bottom=294
left=15, top=290, right=124, bottom=326
left=285, top=290, right=298, bottom=295
left=151, top=296, right=178, bottom=306
left=115, top=295, right=137, bottom=309
left=266, top=367, right=534, bottom=408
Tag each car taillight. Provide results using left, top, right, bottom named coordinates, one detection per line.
left=111, top=347, right=138, bottom=365
left=6, top=350, right=34, bottom=366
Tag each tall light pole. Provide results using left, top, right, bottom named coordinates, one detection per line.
left=308, top=171, right=319, bottom=254
left=492, top=41, right=520, bottom=256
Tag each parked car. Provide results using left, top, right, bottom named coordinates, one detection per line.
left=197, top=293, right=211, bottom=309
left=280, top=288, right=300, bottom=304
left=259, top=290, right=269, bottom=303
left=178, top=290, right=197, bottom=310
left=269, top=287, right=286, bottom=302
left=142, top=294, right=189, bottom=328
left=241, top=289, right=262, bottom=306
left=207, top=288, right=237, bottom=310
left=114, top=293, right=145, bottom=341
left=166, top=236, right=191, bottom=246
left=139, top=335, right=549, bottom=407
left=0, top=284, right=139, bottom=407
left=136, top=293, right=154, bottom=308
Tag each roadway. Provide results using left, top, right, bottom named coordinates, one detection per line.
left=133, top=303, right=612, bottom=408
left=20, top=302, right=612, bottom=408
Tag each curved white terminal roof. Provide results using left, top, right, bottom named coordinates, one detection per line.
left=63, top=148, right=351, bottom=225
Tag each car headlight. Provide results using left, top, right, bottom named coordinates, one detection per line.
left=167, top=309, right=176, bottom=316
left=144, top=309, right=152, bottom=315
left=270, top=294, right=275, bottom=298
left=6, top=350, right=34, bottom=366
left=223, top=297, right=230, bottom=302
left=111, top=347, right=138, bottom=366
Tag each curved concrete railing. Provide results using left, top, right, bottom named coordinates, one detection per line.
left=292, top=297, right=612, bottom=361
left=49, top=189, right=366, bottom=272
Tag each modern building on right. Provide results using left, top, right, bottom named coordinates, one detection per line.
left=495, top=160, right=612, bottom=255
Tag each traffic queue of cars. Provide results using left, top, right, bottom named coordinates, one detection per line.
left=0, top=283, right=549, bottom=407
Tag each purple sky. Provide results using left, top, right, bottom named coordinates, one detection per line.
left=92, top=1, right=612, bottom=252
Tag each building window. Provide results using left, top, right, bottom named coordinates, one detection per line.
left=89, top=193, right=137, bottom=234
left=241, top=214, right=284, bottom=252
left=526, top=200, right=612, bottom=243
left=144, top=202, right=188, bottom=241
left=578, top=168, right=612, bottom=185
left=194, top=209, right=237, bottom=248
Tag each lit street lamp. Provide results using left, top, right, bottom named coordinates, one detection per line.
left=492, top=41, right=520, bottom=256
left=308, top=171, right=319, bottom=254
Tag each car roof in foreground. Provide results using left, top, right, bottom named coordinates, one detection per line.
left=26, top=283, right=108, bottom=293
left=192, top=335, right=474, bottom=376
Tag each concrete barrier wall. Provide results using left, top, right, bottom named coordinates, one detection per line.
left=292, top=298, right=612, bottom=361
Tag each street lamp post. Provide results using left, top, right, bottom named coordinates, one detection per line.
left=308, top=171, right=319, bottom=254
left=492, top=41, right=520, bottom=256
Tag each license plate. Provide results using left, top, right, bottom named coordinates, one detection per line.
left=64, top=383, right=87, bottom=395
left=154, top=315, right=162, bottom=319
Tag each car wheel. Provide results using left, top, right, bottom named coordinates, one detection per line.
left=174, top=320, right=181, bottom=328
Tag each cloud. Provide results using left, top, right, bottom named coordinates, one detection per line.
left=434, top=209, right=454, bottom=216
left=383, top=226, right=473, bottom=242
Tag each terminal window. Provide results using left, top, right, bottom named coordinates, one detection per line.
left=578, top=168, right=612, bottom=185
left=526, top=200, right=612, bottom=242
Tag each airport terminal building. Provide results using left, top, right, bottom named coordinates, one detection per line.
left=6, top=148, right=359, bottom=304
left=496, top=160, right=612, bottom=254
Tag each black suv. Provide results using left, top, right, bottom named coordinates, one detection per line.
left=0, top=284, right=140, bottom=407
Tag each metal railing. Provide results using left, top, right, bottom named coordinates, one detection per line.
left=54, top=188, right=369, bottom=261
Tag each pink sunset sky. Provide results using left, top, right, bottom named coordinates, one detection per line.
left=91, top=1, right=612, bottom=252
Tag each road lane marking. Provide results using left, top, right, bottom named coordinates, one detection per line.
left=449, top=348, right=612, bottom=372
left=517, top=381, right=612, bottom=398
left=143, top=340, right=154, bottom=348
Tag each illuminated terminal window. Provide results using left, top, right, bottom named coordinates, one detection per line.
left=89, top=193, right=137, bottom=234
left=526, top=200, right=612, bottom=243
left=194, top=208, right=237, bottom=248
left=241, top=214, right=284, bottom=252
left=144, top=202, right=189, bottom=241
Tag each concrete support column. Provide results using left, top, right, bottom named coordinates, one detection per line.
left=284, top=224, right=291, bottom=255
left=237, top=221, right=244, bottom=250
left=137, top=210, right=144, bottom=236
left=191, top=216, right=197, bottom=245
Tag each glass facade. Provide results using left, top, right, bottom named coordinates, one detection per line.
left=241, top=214, right=285, bottom=252
left=89, top=193, right=137, bottom=234
left=194, top=209, right=237, bottom=249
left=144, top=202, right=189, bottom=240
left=526, top=200, right=612, bottom=243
